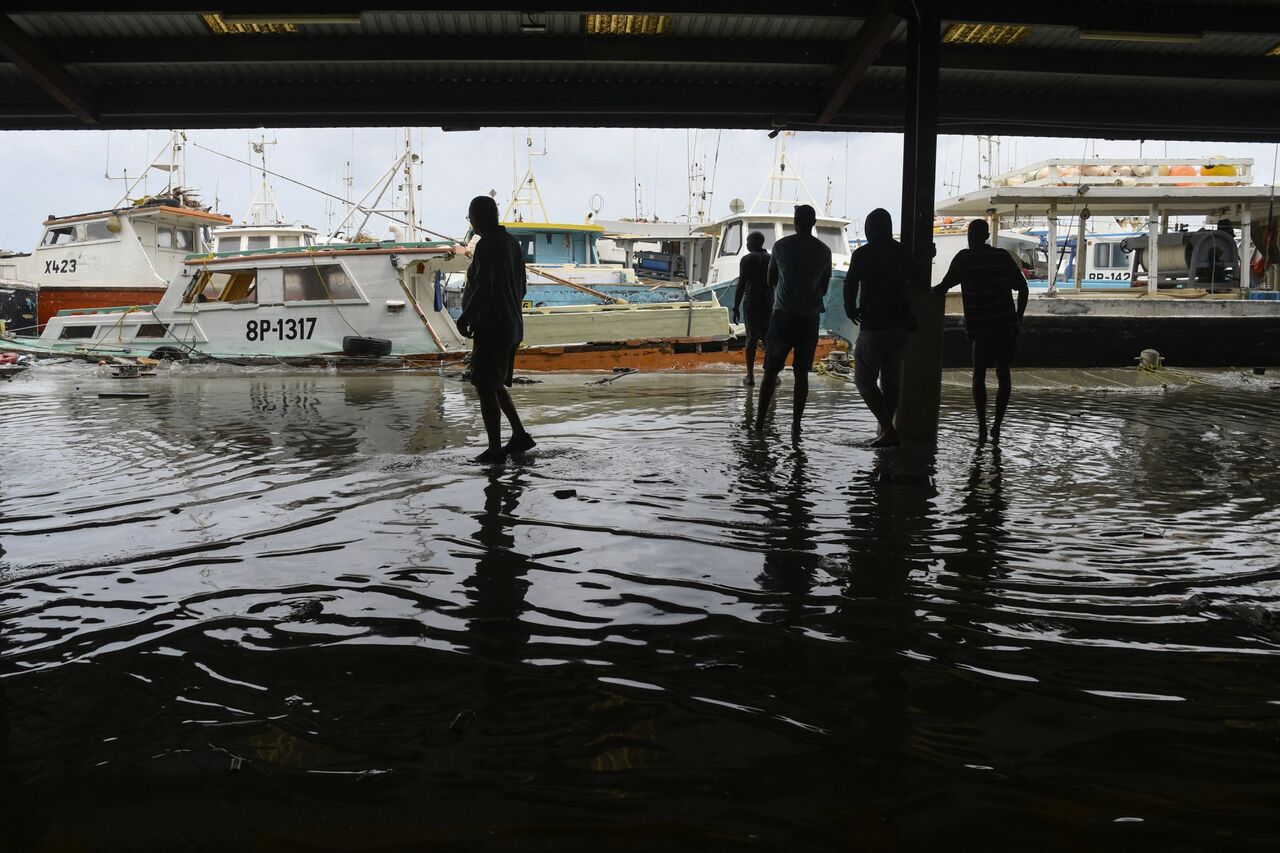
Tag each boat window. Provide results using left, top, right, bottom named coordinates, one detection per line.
left=1097, top=243, right=1128, bottom=269
left=42, top=227, right=76, bottom=246
left=283, top=264, right=359, bottom=302
left=719, top=221, right=743, bottom=256
left=184, top=268, right=257, bottom=304
left=746, top=223, right=778, bottom=250
left=135, top=323, right=169, bottom=338
left=278, top=235, right=300, bottom=248
left=247, top=236, right=271, bottom=250
left=157, top=226, right=174, bottom=249
left=218, top=236, right=241, bottom=252
left=59, top=325, right=97, bottom=339
left=303, top=233, right=315, bottom=247
left=517, top=236, right=536, bottom=261
left=82, top=220, right=115, bottom=241
left=175, top=228, right=195, bottom=251
left=779, top=224, right=847, bottom=254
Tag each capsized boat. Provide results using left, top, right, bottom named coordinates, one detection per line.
left=0, top=238, right=766, bottom=371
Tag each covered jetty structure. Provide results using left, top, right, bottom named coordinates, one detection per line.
left=2, top=1, right=1279, bottom=427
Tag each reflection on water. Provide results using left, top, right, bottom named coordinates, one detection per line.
left=2, top=366, right=1280, bottom=848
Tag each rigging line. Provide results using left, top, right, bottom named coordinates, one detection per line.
left=189, top=141, right=461, bottom=244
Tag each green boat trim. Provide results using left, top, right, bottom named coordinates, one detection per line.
left=182, top=240, right=457, bottom=262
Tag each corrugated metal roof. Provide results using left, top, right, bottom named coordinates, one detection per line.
left=1, top=5, right=1278, bottom=138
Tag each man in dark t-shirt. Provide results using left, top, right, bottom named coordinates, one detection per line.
left=732, top=230, right=771, bottom=386
left=458, top=195, right=536, bottom=464
left=933, top=219, right=1029, bottom=445
left=845, top=207, right=915, bottom=447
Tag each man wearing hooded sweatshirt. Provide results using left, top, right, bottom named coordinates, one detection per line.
left=457, top=195, right=536, bottom=464
left=844, top=208, right=916, bottom=447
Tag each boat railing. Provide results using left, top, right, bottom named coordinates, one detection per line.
left=993, top=157, right=1254, bottom=189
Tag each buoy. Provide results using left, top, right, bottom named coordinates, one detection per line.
left=1082, top=164, right=1105, bottom=177
left=1170, top=164, right=1197, bottom=186
left=1132, top=165, right=1152, bottom=178
left=1200, top=161, right=1237, bottom=186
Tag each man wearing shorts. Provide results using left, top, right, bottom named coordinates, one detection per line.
left=731, top=230, right=772, bottom=386
left=754, top=204, right=832, bottom=436
left=458, top=195, right=536, bottom=464
left=933, top=219, right=1029, bottom=445
left=845, top=208, right=916, bottom=447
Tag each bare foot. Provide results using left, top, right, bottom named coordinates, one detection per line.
left=743, top=375, right=755, bottom=386
left=474, top=447, right=507, bottom=465
left=977, top=424, right=989, bottom=446
left=870, top=430, right=900, bottom=448
left=990, top=423, right=1002, bottom=445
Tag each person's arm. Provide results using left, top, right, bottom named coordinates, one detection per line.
left=456, top=240, right=489, bottom=337
left=733, top=255, right=749, bottom=323
left=844, top=253, right=862, bottom=325
left=767, top=251, right=780, bottom=296
left=1007, top=252, right=1029, bottom=321
left=819, top=246, right=832, bottom=299
left=932, top=253, right=963, bottom=297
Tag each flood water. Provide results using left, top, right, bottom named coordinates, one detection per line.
left=2, top=364, right=1280, bottom=850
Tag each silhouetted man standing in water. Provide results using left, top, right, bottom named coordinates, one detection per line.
left=458, top=195, right=536, bottom=464
left=933, top=219, right=1029, bottom=445
left=732, top=230, right=772, bottom=386
left=845, top=208, right=916, bottom=447
left=755, top=204, right=831, bottom=436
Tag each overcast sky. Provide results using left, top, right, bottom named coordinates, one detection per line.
left=0, top=127, right=1275, bottom=251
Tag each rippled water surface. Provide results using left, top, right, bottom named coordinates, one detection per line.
left=3, top=364, right=1280, bottom=849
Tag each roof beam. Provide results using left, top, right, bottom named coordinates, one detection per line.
left=0, top=14, right=95, bottom=124
left=37, top=35, right=846, bottom=67
left=815, top=0, right=900, bottom=124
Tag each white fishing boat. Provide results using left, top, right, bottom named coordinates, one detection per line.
left=689, top=133, right=854, bottom=342
left=11, top=132, right=231, bottom=330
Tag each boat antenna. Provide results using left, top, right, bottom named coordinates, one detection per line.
left=190, top=140, right=461, bottom=242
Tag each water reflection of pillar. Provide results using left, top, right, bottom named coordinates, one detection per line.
left=840, top=446, right=938, bottom=816
left=463, top=471, right=532, bottom=707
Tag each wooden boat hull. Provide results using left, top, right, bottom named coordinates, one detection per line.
left=36, top=286, right=167, bottom=329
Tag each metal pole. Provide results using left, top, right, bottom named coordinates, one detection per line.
left=1074, top=212, right=1087, bottom=291
left=1240, top=203, right=1253, bottom=292
left=1147, top=204, right=1160, bottom=294
left=1047, top=207, right=1058, bottom=294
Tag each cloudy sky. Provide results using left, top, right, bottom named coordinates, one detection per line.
left=0, top=127, right=1275, bottom=251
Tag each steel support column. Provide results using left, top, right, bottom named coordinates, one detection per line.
left=894, top=2, right=941, bottom=443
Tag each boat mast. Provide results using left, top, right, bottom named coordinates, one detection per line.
left=750, top=131, right=820, bottom=215
left=504, top=129, right=550, bottom=223
left=245, top=131, right=284, bottom=225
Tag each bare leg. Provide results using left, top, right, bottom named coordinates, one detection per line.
left=496, top=386, right=525, bottom=435
left=477, top=390, right=506, bottom=462
left=744, top=337, right=758, bottom=385
left=991, top=361, right=1012, bottom=444
left=755, top=368, right=781, bottom=432
left=791, top=367, right=808, bottom=435
left=856, top=371, right=897, bottom=442
left=971, top=365, right=989, bottom=445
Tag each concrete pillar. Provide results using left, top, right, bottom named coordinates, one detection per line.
left=1046, top=207, right=1058, bottom=294
left=894, top=2, right=941, bottom=444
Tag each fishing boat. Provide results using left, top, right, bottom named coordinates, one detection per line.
left=689, top=135, right=855, bottom=345
left=0, top=258, right=38, bottom=335
left=11, top=132, right=232, bottom=330
left=446, top=144, right=689, bottom=311
left=933, top=156, right=1280, bottom=367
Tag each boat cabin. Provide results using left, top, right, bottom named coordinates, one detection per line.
left=502, top=222, right=603, bottom=266
left=697, top=212, right=852, bottom=287
left=211, top=223, right=317, bottom=255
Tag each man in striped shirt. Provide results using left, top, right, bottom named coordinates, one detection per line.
left=933, top=219, right=1029, bottom=445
